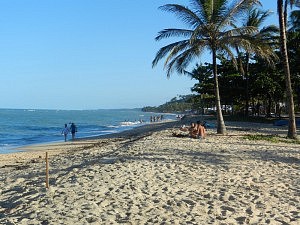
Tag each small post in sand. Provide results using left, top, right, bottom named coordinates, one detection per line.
left=45, top=152, right=49, bottom=189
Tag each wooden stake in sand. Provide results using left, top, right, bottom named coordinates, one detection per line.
left=45, top=152, right=49, bottom=189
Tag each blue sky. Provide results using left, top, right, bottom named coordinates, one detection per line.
left=0, top=0, right=277, bottom=110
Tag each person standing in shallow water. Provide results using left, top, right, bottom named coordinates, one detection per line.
left=61, top=124, right=70, bottom=142
left=70, top=122, right=77, bottom=140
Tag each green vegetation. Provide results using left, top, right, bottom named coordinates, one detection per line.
left=223, top=115, right=274, bottom=124
left=152, top=0, right=278, bottom=135
left=142, top=95, right=194, bottom=113
left=244, top=134, right=280, bottom=143
left=151, top=0, right=300, bottom=138
left=244, top=134, right=300, bottom=144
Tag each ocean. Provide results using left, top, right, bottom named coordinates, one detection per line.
left=0, top=108, right=176, bottom=154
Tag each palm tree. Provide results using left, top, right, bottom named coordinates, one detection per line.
left=236, top=7, right=279, bottom=116
left=152, top=0, right=262, bottom=134
left=288, top=6, right=300, bottom=82
left=289, top=7, right=300, bottom=31
left=277, top=0, right=298, bottom=139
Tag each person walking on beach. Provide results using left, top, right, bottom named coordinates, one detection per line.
left=61, top=124, right=70, bottom=142
left=70, top=122, right=77, bottom=140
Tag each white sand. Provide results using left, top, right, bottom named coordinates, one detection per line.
left=0, top=120, right=299, bottom=224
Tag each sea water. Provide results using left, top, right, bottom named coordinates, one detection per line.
left=0, top=108, right=176, bottom=154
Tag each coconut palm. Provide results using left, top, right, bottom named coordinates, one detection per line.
left=288, top=6, right=300, bottom=80
left=152, top=0, right=262, bottom=134
left=277, top=0, right=298, bottom=139
left=236, top=7, right=279, bottom=116
left=289, top=4, right=300, bottom=31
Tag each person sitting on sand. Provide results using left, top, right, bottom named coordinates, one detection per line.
left=173, top=122, right=198, bottom=138
left=188, top=122, right=199, bottom=138
left=172, top=125, right=188, bottom=137
left=196, top=121, right=206, bottom=139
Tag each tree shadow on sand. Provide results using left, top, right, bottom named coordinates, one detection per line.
left=243, top=148, right=300, bottom=165
left=1, top=132, right=299, bottom=221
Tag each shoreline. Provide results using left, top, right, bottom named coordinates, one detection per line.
left=0, top=109, right=178, bottom=155
left=2, top=119, right=179, bottom=155
left=1, top=119, right=299, bottom=224
left=1, top=117, right=296, bottom=166
left=0, top=119, right=183, bottom=167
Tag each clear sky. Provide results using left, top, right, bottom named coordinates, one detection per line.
left=0, top=0, right=278, bottom=110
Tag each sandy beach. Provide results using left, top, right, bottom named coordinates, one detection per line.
left=0, top=119, right=299, bottom=224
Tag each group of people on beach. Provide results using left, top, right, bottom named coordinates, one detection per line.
left=150, top=115, right=164, bottom=123
left=61, top=123, right=77, bottom=142
left=173, top=121, right=206, bottom=139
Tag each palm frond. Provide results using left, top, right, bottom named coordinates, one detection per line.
left=235, top=35, right=279, bottom=66
left=244, top=8, right=272, bottom=28
left=199, top=0, right=228, bottom=24
left=164, top=45, right=205, bottom=77
left=289, top=9, right=300, bottom=31
left=153, top=0, right=277, bottom=77
left=189, top=0, right=208, bottom=24
left=218, top=43, right=239, bottom=69
left=190, top=24, right=210, bottom=44
left=256, top=10, right=273, bottom=26
left=152, top=40, right=189, bottom=68
left=159, top=4, right=202, bottom=28
left=164, top=42, right=191, bottom=67
left=210, top=0, right=228, bottom=24
left=259, top=25, right=279, bottom=35
left=249, top=43, right=279, bottom=66
left=221, top=26, right=258, bottom=39
left=155, top=28, right=193, bottom=41
left=219, top=0, right=262, bottom=28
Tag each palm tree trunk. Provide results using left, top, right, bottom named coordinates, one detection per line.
left=278, top=0, right=297, bottom=139
left=245, top=53, right=250, bottom=117
left=212, top=49, right=226, bottom=134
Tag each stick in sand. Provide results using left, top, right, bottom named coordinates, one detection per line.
left=46, top=152, right=49, bottom=188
